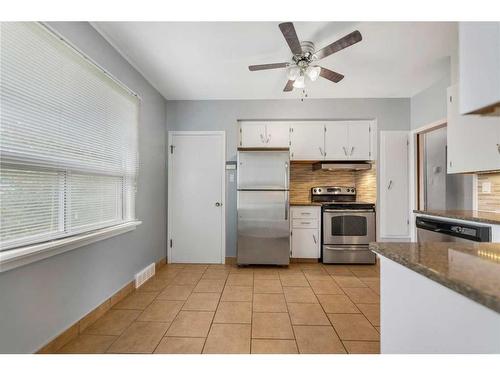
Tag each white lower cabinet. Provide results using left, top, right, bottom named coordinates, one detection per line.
left=290, top=206, right=321, bottom=259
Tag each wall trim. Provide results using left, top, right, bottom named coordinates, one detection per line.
left=0, top=221, right=142, bottom=273
left=408, top=118, right=447, bottom=241
left=36, top=257, right=167, bottom=354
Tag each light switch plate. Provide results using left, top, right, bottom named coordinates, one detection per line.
left=482, top=181, right=492, bottom=194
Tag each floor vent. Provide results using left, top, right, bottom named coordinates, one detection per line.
left=135, top=263, right=155, bottom=288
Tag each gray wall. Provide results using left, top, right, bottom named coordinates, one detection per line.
left=0, top=22, right=168, bottom=353
left=410, top=74, right=451, bottom=129
left=166, top=98, right=411, bottom=257
left=410, top=58, right=472, bottom=210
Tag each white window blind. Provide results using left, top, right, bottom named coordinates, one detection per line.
left=0, top=22, right=139, bottom=251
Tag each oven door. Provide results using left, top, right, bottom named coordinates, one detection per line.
left=322, top=210, right=375, bottom=245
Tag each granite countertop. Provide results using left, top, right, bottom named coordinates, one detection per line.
left=370, top=242, right=500, bottom=313
left=414, top=209, right=500, bottom=225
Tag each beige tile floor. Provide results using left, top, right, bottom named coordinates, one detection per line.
left=57, top=262, right=380, bottom=354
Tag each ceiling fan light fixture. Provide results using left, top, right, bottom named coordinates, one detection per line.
left=306, top=66, right=321, bottom=81
left=287, top=66, right=300, bottom=81
left=293, top=75, right=305, bottom=89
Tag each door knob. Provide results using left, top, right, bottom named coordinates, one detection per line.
left=215, top=202, right=222, bottom=207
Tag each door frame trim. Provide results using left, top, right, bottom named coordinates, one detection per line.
left=167, top=131, right=226, bottom=264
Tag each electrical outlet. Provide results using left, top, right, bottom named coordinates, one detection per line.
left=482, top=181, right=492, bottom=194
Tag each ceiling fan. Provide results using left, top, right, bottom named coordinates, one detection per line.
left=248, top=22, right=362, bottom=92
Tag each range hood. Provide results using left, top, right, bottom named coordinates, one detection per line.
left=312, top=161, right=372, bottom=171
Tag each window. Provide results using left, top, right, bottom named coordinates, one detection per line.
left=0, top=22, right=139, bottom=252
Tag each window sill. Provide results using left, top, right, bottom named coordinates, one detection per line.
left=0, top=221, right=142, bottom=273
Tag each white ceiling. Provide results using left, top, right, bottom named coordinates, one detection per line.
left=92, top=22, right=457, bottom=100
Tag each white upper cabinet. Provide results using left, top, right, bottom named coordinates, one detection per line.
left=239, top=121, right=267, bottom=147
left=265, top=122, right=290, bottom=148
left=324, top=122, right=349, bottom=159
left=240, top=120, right=375, bottom=161
left=239, top=121, right=290, bottom=148
left=447, top=85, right=500, bottom=173
left=348, top=121, right=372, bottom=160
left=324, top=121, right=372, bottom=160
left=459, top=22, right=500, bottom=115
left=289, top=122, right=325, bottom=160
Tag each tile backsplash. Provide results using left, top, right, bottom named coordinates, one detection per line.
left=290, top=162, right=377, bottom=204
left=477, top=172, right=500, bottom=212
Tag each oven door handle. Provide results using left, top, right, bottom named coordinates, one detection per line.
left=323, top=209, right=375, bottom=213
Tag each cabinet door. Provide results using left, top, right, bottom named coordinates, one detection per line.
left=291, top=228, right=320, bottom=258
left=324, top=121, right=349, bottom=160
left=265, top=122, right=290, bottom=148
left=240, top=121, right=267, bottom=147
left=289, top=122, right=325, bottom=160
left=459, top=22, right=500, bottom=115
left=447, top=85, right=500, bottom=173
left=348, top=121, right=371, bottom=160
left=379, top=131, right=409, bottom=239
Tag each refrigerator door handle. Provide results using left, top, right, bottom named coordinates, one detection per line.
left=284, top=161, right=289, bottom=190
left=284, top=191, right=289, bottom=220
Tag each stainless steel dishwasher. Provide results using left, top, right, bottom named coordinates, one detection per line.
left=416, top=216, right=491, bottom=243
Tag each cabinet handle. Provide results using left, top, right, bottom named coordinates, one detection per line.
left=342, top=146, right=348, bottom=156
left=267, top=133, right=271, bottom=144
left=300, top=221, right=311, bottom=225
left=260, top=134, right=265, bottom=143
left=497, top=144, right=500, bottom=154
left=312, top=234, right=317, bottom=244
left=350, top=146, right=354, bottom=156
left=387, top=180, right=393, bottom=190
left=300, top=212, right=311, bottom=215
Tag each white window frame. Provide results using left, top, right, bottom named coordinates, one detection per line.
left=0, top=23, right=142, bottom=272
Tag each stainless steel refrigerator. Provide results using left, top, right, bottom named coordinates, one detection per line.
left=237, top=149, right=290, bottom=265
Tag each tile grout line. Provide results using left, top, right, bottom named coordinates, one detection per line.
left=333, top=266, right=381, bottom=336
left=309, top=264, right=350, bottom=353
left=150, top=265, right=203, bottom=354
left=200, top=265, right=230, bottom=354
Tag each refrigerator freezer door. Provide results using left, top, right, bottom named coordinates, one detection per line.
left=237, top=190, right=290, bottom=265
left=237, top=151, right=289, bottom=190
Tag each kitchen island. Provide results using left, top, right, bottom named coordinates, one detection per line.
left=370, top=242, right=500, bottom=354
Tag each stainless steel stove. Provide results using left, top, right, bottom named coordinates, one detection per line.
left=311, top=186, right=376, bottom=264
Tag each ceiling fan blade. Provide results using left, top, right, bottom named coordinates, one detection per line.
left=283, top=80, right=294, bottom=92
left=248, top=62, right=289, bottom=71
left=279, top=22, right=303, bottom=55
left=319, top=67, right=344, bottom=83
left=314, top=30, right=362, bottom=60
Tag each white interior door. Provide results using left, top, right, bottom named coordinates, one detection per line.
left=168, top=132, right=225, bottom=263
left=379, top=131, right=410, bottom=240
